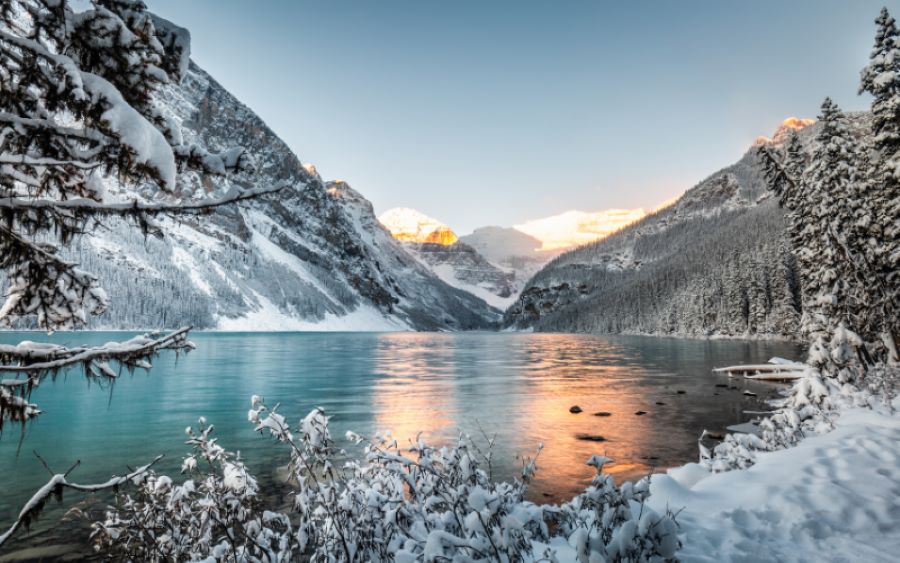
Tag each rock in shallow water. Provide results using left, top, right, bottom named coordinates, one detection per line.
left=569, top=405, right=583, bottom=413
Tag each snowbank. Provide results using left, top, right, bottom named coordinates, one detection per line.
left=646, top=399, right=900, bottom=562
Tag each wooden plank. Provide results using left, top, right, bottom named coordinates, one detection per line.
left=712, top=363, right=805, bottom=373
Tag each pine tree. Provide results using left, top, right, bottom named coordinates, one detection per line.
left=796, top=99, right=867, bottom=372
left=0, top=1, right=285, bottom=542
left=772, top=240, right=801, bottom=336
left=859, top=7, right=900, bottom=363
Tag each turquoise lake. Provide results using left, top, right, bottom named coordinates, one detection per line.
left=0, top=332, right=803, bottom=557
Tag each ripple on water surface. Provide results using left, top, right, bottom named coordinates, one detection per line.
left=0, top=331, right=803, bottom=556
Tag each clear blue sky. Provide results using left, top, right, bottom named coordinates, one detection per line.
left=146, top=0, right=898, bottom=234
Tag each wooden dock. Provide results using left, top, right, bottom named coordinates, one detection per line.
left=712, top=357, right=807, bottom=381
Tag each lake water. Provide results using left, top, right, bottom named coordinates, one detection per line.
left=0, top=331, right=803, bottom=558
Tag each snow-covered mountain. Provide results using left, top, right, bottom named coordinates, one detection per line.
left=72, top=49, right=500, bottom=331
left=378, top=208, right=516, bottom=308
left=379, top=207, right=459, bottom=245
left=457, top=226, right=556, bottom=299
left=504, top=116, right=829, bottom=337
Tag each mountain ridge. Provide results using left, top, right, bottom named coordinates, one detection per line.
left=66, top=58, right=501, bottom=332
left=503, top=115, right=856, bottom=337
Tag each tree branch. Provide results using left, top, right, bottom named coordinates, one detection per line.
left=0, top=326, right=193, bottom=373
left=0, top=455, right=164, bottom=547
left=0, top=183, right=288, bottom=217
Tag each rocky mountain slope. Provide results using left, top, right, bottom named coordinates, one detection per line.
left=71, top=48, right=500, bottom=331
left=378, top=209, right=516, bottom=308
left=457, top=226, right=556, bottom=299
left=504, top=117, right=848, bottom=338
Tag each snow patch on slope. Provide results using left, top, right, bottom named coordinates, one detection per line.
left=215, top=291, right=408, bottom=332
left=429, top=264, right=516, bottom=310
left=171, top=246, right=212, bottom=296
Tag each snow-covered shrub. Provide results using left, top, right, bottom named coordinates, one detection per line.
left=699, top=368, right=835, bottom=472
left=91, top=418, right=297, bottom=561
left=701, top=358, right=896, bottom=473
left=93, top=397, right=681, bottom=562
left=549, top=456, right=680, bottom=562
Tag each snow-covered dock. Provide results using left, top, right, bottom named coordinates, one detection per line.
left=712, top=357, right=807, bottom=381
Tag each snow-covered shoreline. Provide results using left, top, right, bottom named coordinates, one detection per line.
left=538, top=393, right=899, bottom=562
left=648, top=398, right=900, bottom=562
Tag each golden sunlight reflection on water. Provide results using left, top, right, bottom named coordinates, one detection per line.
left=367, top=333, right=712, bottom=501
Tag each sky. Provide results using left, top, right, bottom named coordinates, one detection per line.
left=145, top=0, right=899, bottom=235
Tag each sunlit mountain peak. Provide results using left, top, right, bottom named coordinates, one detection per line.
left=753, top=116, right=816, bottom=146
left=379, top=207, right=459, bottom=245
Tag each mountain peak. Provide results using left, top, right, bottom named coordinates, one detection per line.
left=379, top=207, right=459, bottom=245
left=753, top=116, right=816, bottom=146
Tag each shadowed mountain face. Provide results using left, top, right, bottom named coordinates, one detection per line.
left=504, top=116, right=858, bottom=337
left=71, top=59, right=499, bottom=331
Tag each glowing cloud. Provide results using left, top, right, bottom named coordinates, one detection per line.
left=513, top=208, right=647, bottom=251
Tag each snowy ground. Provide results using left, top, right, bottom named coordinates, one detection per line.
left=536, top=399, right=900, bottom=562
left=644, top=399, right=900, bottom=562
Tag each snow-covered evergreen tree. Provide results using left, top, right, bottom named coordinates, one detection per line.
left=859, top=6, right=900, bottom=365
left=0, top=0, right=278, bottom=547
left=798, top=99, right=861, bottom=370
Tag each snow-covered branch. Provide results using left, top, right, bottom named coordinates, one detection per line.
left=0, top=328, right=193, bottom=428
left=0, top=454, right=164, bottom=548
left=0, top=183, right=288, bottom=218
left=0, top=326, right=192, bottom=372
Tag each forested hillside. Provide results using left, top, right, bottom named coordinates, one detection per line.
left=504, top=115, right=868, bottom=338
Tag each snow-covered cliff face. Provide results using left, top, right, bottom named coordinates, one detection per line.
left=73, top=62, right=500, bottom=331
left=379, top=207, right=459, bottom=245
left=504, top=115, right=867, bottom=337
left=457, top=226, right=556, bottom=301
left=377, top=209, right=519, bottom=308
left=401, top=242, right=517, bottom=309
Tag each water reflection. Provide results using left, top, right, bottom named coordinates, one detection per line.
left=0, top=331, right=804, bottom=553
left=361, top=333, right=801, bottom=500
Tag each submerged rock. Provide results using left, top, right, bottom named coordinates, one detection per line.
left=569, top=405, right=583, bottom=413
left=576, top=433, right=607, bottom=442
left=592, top=411, right=612, bottom=417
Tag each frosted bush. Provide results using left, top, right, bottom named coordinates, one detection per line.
left=92, top=397, right=681, bottom=562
